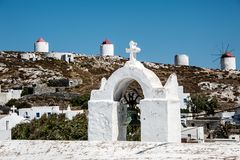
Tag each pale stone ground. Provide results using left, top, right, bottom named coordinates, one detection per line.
left=0, top=141, right=240, bottom=160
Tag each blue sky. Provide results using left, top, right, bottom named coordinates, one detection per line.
left=0, top=0, right=239, bottom=69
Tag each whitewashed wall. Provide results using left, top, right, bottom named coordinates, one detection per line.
left=0, top=89, right=22, bottom=105
left=181, top=126, right=204, bottom=142
left=19, top=106, right=82, bottom=120
left=45, top=52, right=75, bottom=63
left=0, top=130, right=11, bottom=140
left=178, top=86, right=190, bottom=109
left=0, top=113, right=26, bottom=140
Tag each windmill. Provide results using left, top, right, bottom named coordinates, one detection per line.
left=212, top=43, right=233, bottom=62
left=212, top=43, right=236, bottom=70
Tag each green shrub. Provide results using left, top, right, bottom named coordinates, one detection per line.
left=70, top=94, right=90, bottom=109
left=181, top=108, right=190, bottom=113
left=187, top=94, right=219, bottom=116
left=5, top=99, right=31, bottom=109
left=12, top=113, right=88, bottom=140
left=21, top=87, right=31, bottom=96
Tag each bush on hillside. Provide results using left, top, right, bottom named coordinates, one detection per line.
left=12, top=113, right=88, bottom=140
left=187, top=93, right=219, bottom=117
left=70, top=94, right=90, bottom=109
left=5, top=99, right=31, bottom=109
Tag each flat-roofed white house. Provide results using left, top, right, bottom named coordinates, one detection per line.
left=20, top=52, right=42, bottom=61
left=214, top=111, right=235, bottom=125
left=0, top=87, right=22, bottom=105
left=229, top=134, right=240, bottom=142
left=18, top=105, right=83, bottom=120
left=45, top=52, right=76, bottom=63
left=181, top=125, right=204, bottom=143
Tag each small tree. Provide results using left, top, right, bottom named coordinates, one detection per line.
left=205, top=96, right=219, bottom=116
left=187, top=93, right=219, bottom=117
left=21, top=87, right=31, bottom=96
left=70, top=94, right=90, bottom=109
left=213, top=123, right=234, bottom=138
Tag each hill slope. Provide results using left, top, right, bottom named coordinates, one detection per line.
left=0, top=51, right=240, bottom=109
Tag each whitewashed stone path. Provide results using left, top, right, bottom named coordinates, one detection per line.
left=0, top=141, right=240, bottom=159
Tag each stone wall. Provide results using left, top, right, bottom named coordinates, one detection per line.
left=33, top=84, right=65, bottom=95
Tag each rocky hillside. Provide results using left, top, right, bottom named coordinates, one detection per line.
left=0, top=51, right=240, bottom=109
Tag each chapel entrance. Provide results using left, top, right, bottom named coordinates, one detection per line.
left=119, top=81, right=143, bottom=141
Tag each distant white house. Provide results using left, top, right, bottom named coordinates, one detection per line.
left=45, top=52, right=76, bottom=63
left=0, top=87, right=22, bottom=105
left=229, top=134, right=240, bottom=142
left=20, top=52, right=42, bottom=61
left=181, top=112, right=204, bottom=143
left=178, top=86, right=190, bottom=109
left=18, top=105, right=83, bottom=120
left=0, top=106, right=28, bottom=140
left=181, top=125, right=204, bottom=143
left=214, top=111, right=235, bottom=125
left=181, top=113, right=193, bottom=127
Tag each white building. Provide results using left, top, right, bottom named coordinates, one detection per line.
left=34, top=38, right=49, bottom=52
left=181, top=126, right=204, bottom=143
left=20, top=52, right=42, bottom=61
left=45, top=52, right=75, bottom=63
left=0, top=87, right=22, bottom=105
left=0, top=106, right=27, bottom=140
left=19, top=105, right=83, bottom=120
left=64, top=105, right=83, bottom=120
left=181, top=113, right=193, bottom=127
left=174, top=54, right=189, bottom=66
left=220, top=52, right=236, bottom=70
left=214, top=111, right=235, bottom=124
left=100, top=39, right=114, bottom=56
left=178, top=86, right=190, bottom=109
left=229, top=134, right=240, bottom=142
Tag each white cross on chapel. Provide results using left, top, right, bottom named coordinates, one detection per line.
left=10, top=105, right=17, bottom=113
left=126, top=40, right=141, bottom=62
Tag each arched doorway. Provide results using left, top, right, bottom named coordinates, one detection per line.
left=119, top=81, right=143, bottom=141
left=88, top=41, right=181, bottom=142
